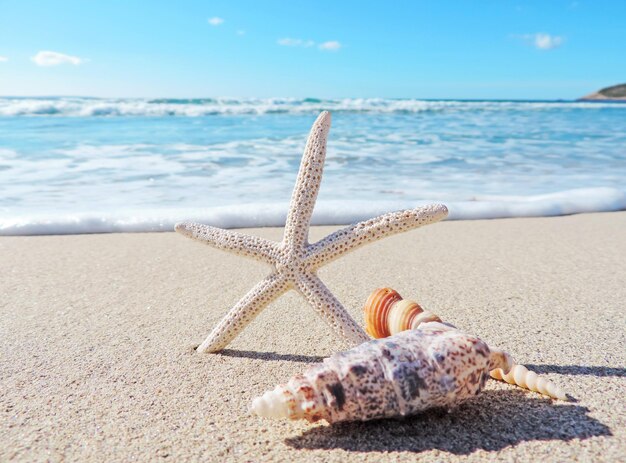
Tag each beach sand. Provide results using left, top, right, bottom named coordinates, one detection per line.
left=1, top=212, right=625, bottom=462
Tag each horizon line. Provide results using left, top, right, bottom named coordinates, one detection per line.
left=0, top=95, right=589, bottom=102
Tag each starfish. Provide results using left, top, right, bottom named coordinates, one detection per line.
left=176, top=111, right=448, bottom=353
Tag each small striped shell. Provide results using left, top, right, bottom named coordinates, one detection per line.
left=363, top=288, right=442, bottom=337
left=250, top=323, right=513, bottom=423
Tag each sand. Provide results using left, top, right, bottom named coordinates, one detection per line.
left=1, top=212, right=625, bottom=462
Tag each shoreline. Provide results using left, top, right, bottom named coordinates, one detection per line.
left=1, top=212, right=625, bottom=461
left=2, top=187, right=626, bottom=236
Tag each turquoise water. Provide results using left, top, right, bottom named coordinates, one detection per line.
left=0, top=97, right=625, bottom=234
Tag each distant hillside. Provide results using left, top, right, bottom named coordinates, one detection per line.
left=579, top=83, right=626, bottom=101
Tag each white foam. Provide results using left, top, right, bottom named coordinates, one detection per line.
left=1, top=188, right=624, bottom=235
left=1, top=97, right=624, bottom=117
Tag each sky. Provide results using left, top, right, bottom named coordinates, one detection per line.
left=0, top=0, right=624, bottom=100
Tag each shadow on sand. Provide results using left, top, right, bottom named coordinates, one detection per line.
left=524, top=364, right=625, bottom=378
left=219, top=349, right=325, bottom=363
left=217, top=351, right=626, bottom=379
left=284, top=390, right=611, bottom=455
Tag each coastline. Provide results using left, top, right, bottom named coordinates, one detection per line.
left=1, top=212, right=625, bottom=461
left=578, top=94, right=626, bottom=102
left=2, top=187, right=626, bottom=235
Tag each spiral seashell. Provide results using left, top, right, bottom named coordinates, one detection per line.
left=362, top=288, right=568, bottom=401
left=490, top=364, right=567, bottom=400
left=363, top=288, right=442, bottom=338
left=250, top=323, right=513, bottom=423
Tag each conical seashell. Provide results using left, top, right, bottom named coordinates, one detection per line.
left=362, top=288, right=568, bottom=401
left=251, top=323, right=513, bottom=424
left=363, top=288, right=442, bottom=338
left=490, top=364, right=567, bottom=400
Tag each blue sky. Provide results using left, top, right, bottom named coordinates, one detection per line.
left=0, top=0, right=624, bottom=99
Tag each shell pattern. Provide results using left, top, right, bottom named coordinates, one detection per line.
left=363, top=287, right=442, bottom=337
left=250, top=322, right=513, bottom=423
left=363, top=288, right=567, bottom=401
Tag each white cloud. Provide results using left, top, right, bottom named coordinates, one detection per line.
left=0, top=56, right=8, bottom=62
left=236, top=30, right=245, bottom=36
left=534, top=33, right=564, bottom=49
left=277, top=38, right=342, bottom=51
left=208, top=17, right=224, bottom=26
left=319, top=41, right=341, bottom=51
left=31, top=51, right=84, bottom=66
left=277, top=38, right=315, bottom=47
left=523, top=33, right=564, bottom=50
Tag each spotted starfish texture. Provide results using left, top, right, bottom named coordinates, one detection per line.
left=176, top=111, right=448, bottom=353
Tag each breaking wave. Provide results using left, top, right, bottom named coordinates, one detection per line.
left=0, top=97, right=623, bottom=117
left=2, top=188, right=625, bottom=235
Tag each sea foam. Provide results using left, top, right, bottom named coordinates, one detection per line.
left=1, top=188, right=624, bottom=236
left=0, top=97, right=624, bottom=117
left=2, top=99, right=624, bottom=235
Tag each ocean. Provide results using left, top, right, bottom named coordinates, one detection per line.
left=0, top=97, right=625, bottom=235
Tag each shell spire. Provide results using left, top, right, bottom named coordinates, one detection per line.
left=251, top=324, right=512, bottom=423
left=362, top=288, right=568, bottom=401
left=490, top=364, right=567, bottom=400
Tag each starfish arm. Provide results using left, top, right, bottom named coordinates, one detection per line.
left=305, top=203, right=449, bottom=268
left=283, top=111, right=332, bottom=250
left=296, top=273, right=370, bottom=347
left=175, top=222, right=279, bottom=264
left=197, top=273, right=290, bottom=353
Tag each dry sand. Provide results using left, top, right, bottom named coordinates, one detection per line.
left=1, top=212, right=625, bottom=462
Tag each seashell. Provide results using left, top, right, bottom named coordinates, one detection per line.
left=490, top=364, right=567, bottom=400
left=363, top=287, right=442, bottom=338
left=250, top=323, right=513, bottom=423
left=362, top=287, right=568, bottom=401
